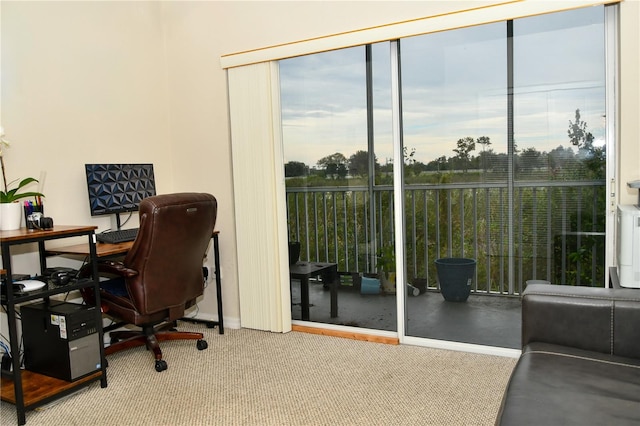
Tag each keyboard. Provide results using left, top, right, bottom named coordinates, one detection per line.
left=96, top=228, right=139, bottom=244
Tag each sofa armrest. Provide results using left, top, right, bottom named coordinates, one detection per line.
left=522, top=284, right=640, bottom=359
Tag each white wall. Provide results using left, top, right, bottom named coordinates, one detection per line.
left=619, top=0, right=640, bottom=204
left=1, top=2, right=173, bottom=273
left=2, top=1, right=639, bottom=329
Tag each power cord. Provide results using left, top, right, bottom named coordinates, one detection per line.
left=202, top=266, right=209, bottom=289
left=0, top=336, right=23, bottom=372
left=0, top=340, right=12, bottom=371
left=100, top=211, right=134, bottom=234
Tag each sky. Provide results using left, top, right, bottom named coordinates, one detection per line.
left=279, top=6, right=606, bottom=169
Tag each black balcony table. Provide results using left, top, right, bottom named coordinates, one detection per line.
left=290, top=262, right=338, bottom=321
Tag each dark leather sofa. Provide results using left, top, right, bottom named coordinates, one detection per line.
left=496, top=283, right=640, bottom=425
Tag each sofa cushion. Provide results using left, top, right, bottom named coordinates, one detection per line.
left=497, top=343, right=640, bottom=425
left=522, top=284, right=640, bottom=358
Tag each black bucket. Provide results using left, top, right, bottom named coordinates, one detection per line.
left=435, top=258, right=476, bottom=302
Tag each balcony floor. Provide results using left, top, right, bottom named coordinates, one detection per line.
left=292, top=279, right=522, bottom=349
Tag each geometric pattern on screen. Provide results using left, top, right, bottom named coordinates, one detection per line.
left=85, top=163, right=156, bottom=216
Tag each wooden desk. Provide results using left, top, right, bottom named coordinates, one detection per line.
left=49, top=231, right=224, bottom=334
left=47, top=240, right=132, bottom=258
left=0, top=226, right=107, bottom=425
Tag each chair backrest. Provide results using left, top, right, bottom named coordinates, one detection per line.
left=123, top=193, right=217, bottom=318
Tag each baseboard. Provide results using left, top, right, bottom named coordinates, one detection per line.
left=182, top=312, right=241, bottom=330
left=291, top=324, right=399, bottom=345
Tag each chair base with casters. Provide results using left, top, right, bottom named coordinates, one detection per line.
left=105, top=321, right=208, bottom=372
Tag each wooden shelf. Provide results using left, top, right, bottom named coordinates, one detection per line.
left=1, top=370, right=102, bottom=407
left=46, top=241, right=133, bottom=258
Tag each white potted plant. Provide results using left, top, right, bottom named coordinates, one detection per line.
left=0, top=127, right=44, bottom=230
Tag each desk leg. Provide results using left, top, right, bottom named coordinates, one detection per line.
left=181, top=234, right=224, bottom=334
left=330, top=266, right=338, bottom=318
left=88, top=233, right=108, bottom=389
left=301, top=277, right=310, bottom=321
left=213, top=233, right=224, bottom=334
left=3, top=244, right=27, bottom=425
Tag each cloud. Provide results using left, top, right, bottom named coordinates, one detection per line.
left=280, top=6, right=606, bottom=168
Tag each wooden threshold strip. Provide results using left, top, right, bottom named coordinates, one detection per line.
left=292, top=324, right=399, bottom=345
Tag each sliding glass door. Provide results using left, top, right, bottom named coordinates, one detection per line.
left=399, top=21, right=511, bottom=345
left=512, top=8, right=607, bottom=288
left=279, top=5, right=613, bottom=349
left=400, top=6, right=607, bottom=347
left=280, top=44, right=396, bottom=330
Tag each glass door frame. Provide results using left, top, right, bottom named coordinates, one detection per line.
left=281, top=4, right=618, bottom=357
left=393, top=5, right=618, bottom=354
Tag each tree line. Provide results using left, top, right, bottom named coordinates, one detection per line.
left=285, top=109, right=604, bottom=182
left=286, top=110, right=606, bottom=289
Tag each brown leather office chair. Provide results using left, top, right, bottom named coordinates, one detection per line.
left=81, top=193, right=217, bottom=372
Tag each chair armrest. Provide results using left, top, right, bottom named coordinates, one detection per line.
left=78, top=260, right=138, bottom=279
left=95, top=260, right=138, bottom=278
left=522, top=284, right=640, bottom=359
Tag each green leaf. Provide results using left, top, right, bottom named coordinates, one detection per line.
left=0, top=177, right=45, bottom=203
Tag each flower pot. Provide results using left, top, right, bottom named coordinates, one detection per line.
left=360, top=276, right=381, bottom=294
left=435, top=258, right=476, bottom=302
left=0, top=202, right=23, bottom=231
left=380, top=272, right=396, bottom=294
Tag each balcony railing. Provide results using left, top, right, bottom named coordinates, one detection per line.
left=286, top=181, right=606, bottom=296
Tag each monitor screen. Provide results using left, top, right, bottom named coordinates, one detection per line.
left=85, top=163, right=156, bottom=217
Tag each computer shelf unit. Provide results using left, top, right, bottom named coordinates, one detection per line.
left=0, top=226, right=107, bottom=425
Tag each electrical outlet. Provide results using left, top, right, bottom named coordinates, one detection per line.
left=202, top=266, right=210, bottom=281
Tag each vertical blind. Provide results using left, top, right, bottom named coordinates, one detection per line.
left=228, top=62, right=291, bottom=332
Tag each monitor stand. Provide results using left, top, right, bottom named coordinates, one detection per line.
left=115, top=213, right=123, bottom=231
left=110, top=212, right=138, bottom=232
left=109, top=213, right=125, bottom=232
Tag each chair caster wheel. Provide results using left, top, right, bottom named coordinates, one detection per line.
left=155, top=360, right=168, bottom=372
left=197, top=339, right=208, bottom=350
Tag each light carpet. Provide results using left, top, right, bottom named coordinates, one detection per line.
left=1, top=324, right=517, bottom=425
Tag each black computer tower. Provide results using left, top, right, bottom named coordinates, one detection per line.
left=21, top=301, right=102, bottom=381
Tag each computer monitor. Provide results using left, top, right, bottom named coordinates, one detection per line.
left=84, top=163, right=156, bottom=229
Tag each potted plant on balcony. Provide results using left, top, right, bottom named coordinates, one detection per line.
left=1, top=127, right=44, bottom=230
left=377, top=243, right=396, bottom=294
